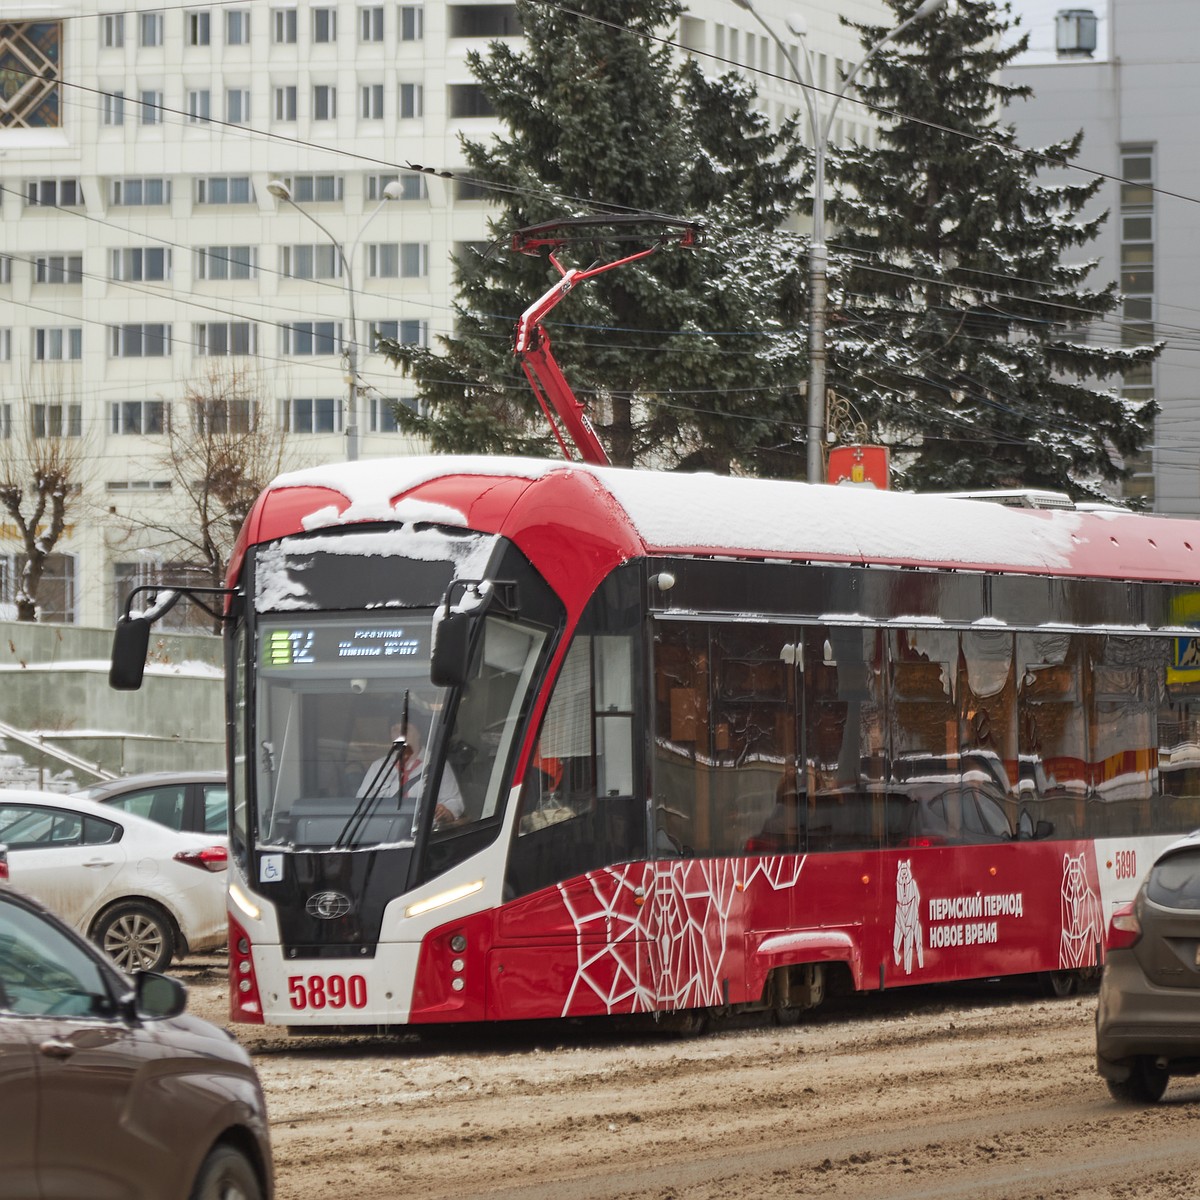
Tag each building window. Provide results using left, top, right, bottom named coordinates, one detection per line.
left=110, top=400, right=166, bottom=435
left=187, top=90, right=212, bottom=123
left=0, top=258, right=8, bottom=284
left=140, top=12, right=164, bottom=46
left=101, top=13, right=125, bottom=47
left=313, top=8, right=337, bottom=42
left=448, top=5, right=521, bottom=37
left=102, top=91, right=125, bottom=125
left=372, top=319, right=428, bottom=347
left=400, top=242, right=429, bottom=278
left=110, top=324, right=171, bottom=358
left=448, top=84, right=495, bottom=118
left=281, top=322, right=341, bottom=355
left=0, top=330, right=11, bottom=362
left=367, top=244, right=398, bottom=278
left=313, top=85, right=337, bottom=120
left=360, top=84, right=384, bottom=119
left=284, top=174, right=343, bottom=202
left=0, top=553, right=75, bottom=622
left=110, top=247, right=171, bottom=282
left=34, top=255, right=83, bottom=285
left=195, top=176, right=253, bottom=204
left=111, top=178, right=170, bottom=206
left=399, top=83, right=424, bottom=119
left=32, top=328, right=82, bottom=361
left=272, top=8, right=297, bottom=43
left=225, top=10, right=250, bottom=44
left=274, top=86, right=297, bottom=121
left=0, top=22, right=61, bottom=129
left=194, top=245, right=257, bottom=280
left=193, top=399, right=254, bottom=434
left=32, top=404, right=82, bottom=438
left=112, top=562, right=214, bottom=632
left=196, top=322, right=256, bottom=356
left=454, top=177, right=489, bottom=201
left=369, top=396, right=402, bottom=432
left=139, top=90, right=163, bottom=125
left=400, top=6, right=424, bottom=40
left=1119, top=143, right=1156, bottom=506
left=0, top=402, right=10, bottom=433
left=26, top=179, right=80, bottom=208
left=367, top=172, right=426, bottom=201
left=187, top=11, right=211, bottom=46
left=360, top=7, right=384, bottom=42
left=286, top=397, right=342, bottom=433
left=226, top=89, right=251, bottom=124
left=281, top=245, right=342, bottom=280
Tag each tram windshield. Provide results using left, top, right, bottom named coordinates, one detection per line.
left=254, top=612, right=547, bottom=850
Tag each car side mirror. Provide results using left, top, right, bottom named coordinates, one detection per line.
left=110, top=616, right=152, bottom=691
left=134, top=971, right=187, bottom=1020
left=430, top=609, right=472, bottom=688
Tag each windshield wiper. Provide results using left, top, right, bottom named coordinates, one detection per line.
left=335, top=692, right=410, bottom=849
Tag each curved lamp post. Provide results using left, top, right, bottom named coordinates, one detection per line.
left=267, top=178, right=403, bottom=461
left=732, top=0, right=946, bottom=482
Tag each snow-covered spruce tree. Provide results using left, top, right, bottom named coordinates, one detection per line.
left=380, top=0, right=810, bottom=475
left=824, top=0, right=1159, bottom=497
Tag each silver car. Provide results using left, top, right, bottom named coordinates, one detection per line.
left=1096, top=832, right=1200, bottom=1102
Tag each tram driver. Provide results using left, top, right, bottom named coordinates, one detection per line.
left=357, top=718, right=465, bottom=826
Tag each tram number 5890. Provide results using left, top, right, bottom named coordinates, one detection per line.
left=1113, top=849, right=1138, bottom=881
left=288, top=973, right=368, bottom=1010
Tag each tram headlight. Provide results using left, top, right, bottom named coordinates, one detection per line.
left=450, top=934, right=467, bottom=953
left=404, top=879, right=484, bottom=918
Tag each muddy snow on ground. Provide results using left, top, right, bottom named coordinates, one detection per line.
left=175, top=957, right=1198, bottom=1200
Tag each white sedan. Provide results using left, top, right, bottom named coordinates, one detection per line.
left=0, top=789, right=226, bottom=973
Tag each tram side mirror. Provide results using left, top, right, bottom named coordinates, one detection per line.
left=110, top=616, right=152, bottom=691
left=431, top=608, right=472, bottom=688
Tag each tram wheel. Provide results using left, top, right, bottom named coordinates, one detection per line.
left=1039, top=970, right=1079, bottom=998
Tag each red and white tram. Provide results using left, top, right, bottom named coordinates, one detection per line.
left=115, top=457, right=1200, bottom=1028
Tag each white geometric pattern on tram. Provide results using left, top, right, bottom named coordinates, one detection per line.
left=557, top=856, right=805, bottom=1017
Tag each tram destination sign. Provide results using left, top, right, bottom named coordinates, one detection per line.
left=260, top=619, right=429, bottom=670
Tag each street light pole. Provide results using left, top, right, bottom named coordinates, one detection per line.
left=733, top=0, right=946, bottom=482
left=266, top=178, right=402, bottom=462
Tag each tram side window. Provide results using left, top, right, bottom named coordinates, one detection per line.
left=804, top=627, right=886, bottom=852
left=1157, top=634, right=1200, bottom=830
left=507, top=633, right=643, bottom=899
left=1018, top=633, right=1089, bottom=838
left=887, top=629, right=962, bottom=847
left=1091, top=636, right=1157, bottom=836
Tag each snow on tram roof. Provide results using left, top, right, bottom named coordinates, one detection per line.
left=265, top=455, right=1200, bottom=582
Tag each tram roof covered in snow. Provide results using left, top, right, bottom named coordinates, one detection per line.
left=232, top=456, right=1200, bottom=586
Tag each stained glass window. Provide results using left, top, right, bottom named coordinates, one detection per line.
left=0, top=22, right=61, bottom=129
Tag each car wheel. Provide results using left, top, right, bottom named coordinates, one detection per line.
left=189, top=1145, right=262, bottom=1200
left=93, top=902, right=176, bottom=974
left=1105, top=1057, right=1169, bottom=1104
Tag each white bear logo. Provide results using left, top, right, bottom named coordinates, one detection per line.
left=1060, top=851, right=1102, bottom=969
left=893, top=858, right=924, bottom=974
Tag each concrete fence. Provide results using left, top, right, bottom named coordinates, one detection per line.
left=0, top=621, right=225, bottom=786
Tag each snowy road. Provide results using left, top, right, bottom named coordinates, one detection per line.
left=177, top=960, right=1199, bottom=1199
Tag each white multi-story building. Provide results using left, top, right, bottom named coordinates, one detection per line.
left=0, top=1, right=884, bottom=628
left=1005, top=2, right=1200, bottom=516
